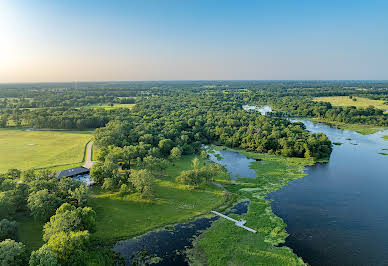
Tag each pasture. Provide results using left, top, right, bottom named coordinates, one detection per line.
left=0, top=128, right=92, bottom=172
left=313, top=96, right=388, bottom=111
left=89, top=155, right=229, bottom=242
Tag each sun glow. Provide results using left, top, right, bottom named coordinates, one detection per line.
left=0, top=1, right=27, bottom=81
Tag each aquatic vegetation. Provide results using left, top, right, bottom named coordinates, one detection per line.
left=311, top=119, right=385, bottom=135
left=188, top=147, right=313, bottom=265
left=378, top=153, right=388, bottom=156
left=382, top=135, right=388, bottom=140
left=333, top=142, right=343, bottom=145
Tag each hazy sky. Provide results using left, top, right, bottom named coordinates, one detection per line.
left=1, top=0, right=387, bottom=82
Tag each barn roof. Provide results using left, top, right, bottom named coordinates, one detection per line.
left=56, top=166, right=90, bottom=178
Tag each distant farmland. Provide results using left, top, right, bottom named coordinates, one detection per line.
left=0, top=128, right=91, bottom=173
left=314, top=96, right=388, bottom=112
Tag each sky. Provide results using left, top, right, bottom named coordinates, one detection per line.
left=0, top=0, right=387, bottom=82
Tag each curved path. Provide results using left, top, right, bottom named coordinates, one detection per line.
left=83, top=141, right=95, bottom=169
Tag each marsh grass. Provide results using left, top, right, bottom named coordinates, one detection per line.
left=310, top=118, right=385, bottom=135
left=188, top=147, right=313, bottom=265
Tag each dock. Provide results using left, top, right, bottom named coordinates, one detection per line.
left=211, top=211, right=257, bottom=233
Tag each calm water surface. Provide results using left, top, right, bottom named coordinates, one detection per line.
left=208, top=149, right=257, bottom=179
left=114, top=120, right=388, bottom=265
left=114, top=201, right=249, bottom=265
left=269, top=120, right=388, bottom=266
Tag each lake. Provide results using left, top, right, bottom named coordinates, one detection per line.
left=207, top=148, right=257, bottom=179
left=268, top=120, right=388, bottom=265
left=114, top=119, right=388, bottom=265
left=242, top=105, right=272, bottom=115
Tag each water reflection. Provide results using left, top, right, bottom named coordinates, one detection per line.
left=114, top=201, right=250, bottom=265
left=242, top=105, right=272, bottom=115
left=269, top=120, right=388, bottom=266
left=208, top=149, right=257, bottom=179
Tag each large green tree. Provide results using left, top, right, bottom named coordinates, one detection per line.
left=43, top=203, right=96, bottom=242
left=0, top=239, right=27, bottom=266
left=27, top=189, right=62, bottom=221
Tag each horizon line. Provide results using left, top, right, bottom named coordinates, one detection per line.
left=1, top=79, right=388, bottom=85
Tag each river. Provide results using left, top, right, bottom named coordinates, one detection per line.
left=114, top=118, right=388, bottom=265
left=268, top=120, right=388, bottom=265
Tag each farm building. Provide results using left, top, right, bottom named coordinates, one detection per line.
left=56, top=166, right=90, bottom=179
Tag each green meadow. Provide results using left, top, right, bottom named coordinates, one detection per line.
left=0, top=128, right=92, bottom=172
left=314, top=96, right=388, bottom=112
left=188, top=147, right=314, bottom=265
left=89, top=155, right=230, bottom=242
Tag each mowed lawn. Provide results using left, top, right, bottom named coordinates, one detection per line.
left=0, top=128, right=92, bottom=172
left=89, top=155, right=226, bottom=241
left=314, top=96, right=388, bottom=111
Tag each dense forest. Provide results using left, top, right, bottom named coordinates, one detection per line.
left=94, top=95, right=332, bottom=160
left=0, top=81, right=387, bottom=129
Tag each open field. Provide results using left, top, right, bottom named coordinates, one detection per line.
left=188, top=147, right=313, bottom=265
left=0, top=128, right=92, bottom=173
left=313, top=96, right=388, bottom=112
left=89, top=155, right=229, bottom=242
left=84, top=103, right=136, bottom=110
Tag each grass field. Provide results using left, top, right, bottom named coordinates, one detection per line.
left=15, top=213, right=44, bottom=251
left=0, top=128, right=92, bottom=173
left=84, top=103, right=135, bottom=110
left=313, top=96, right=388, bottom=112
left=188, top=147, right=313, bottom=265
left=89, top=155, right=229, bottom=242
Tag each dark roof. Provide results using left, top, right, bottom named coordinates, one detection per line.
left=56, top=166, right=90, bottom=178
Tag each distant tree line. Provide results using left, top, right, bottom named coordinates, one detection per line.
left=0, top=107, right=132, bottom=129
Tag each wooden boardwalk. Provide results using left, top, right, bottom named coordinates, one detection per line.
left=211, top=210, right=257, bottom=233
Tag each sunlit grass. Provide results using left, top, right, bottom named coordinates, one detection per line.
left=314, top=96, right=388, bottom=112
left=0, top=128, right=91, bottom=172
left=89, top=155, right=228, bottom=242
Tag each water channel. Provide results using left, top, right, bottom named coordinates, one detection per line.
left=115, top=116, right=388, bottom=265
left=269, top=120, right=388, bottom=265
